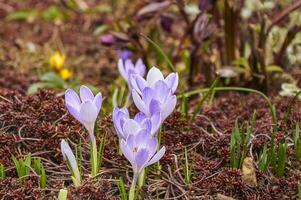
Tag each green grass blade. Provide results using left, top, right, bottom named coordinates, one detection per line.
left=140, top=34, right=176, bottom=72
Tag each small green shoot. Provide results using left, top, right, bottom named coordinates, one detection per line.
left=258, top=144, right=269, bottom=173
left=117, top=177, right=127, bottom=200
left=0, top=164, right=5, bottom=179
left=58, top=188, right=68, bottom=200
left=294, top=123, right=301, bottom=161
left=275, top=140, right=287, bottom=177
left=230, top=121, right=251, bottom=168
left=12, top=153, right=32, bottom=184
left=140, top=34, right=176, bottom=72
left=183, top=147, right=191, bottom=184
left=180, top=94, right=188, bottom=118
left=33, top=158, right=46, bottom=188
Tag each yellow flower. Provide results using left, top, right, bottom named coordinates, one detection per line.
left=59, top=68, right=72, bottom=80
left=49, top=51, right=65, bottom=70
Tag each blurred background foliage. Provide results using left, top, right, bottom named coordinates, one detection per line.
left=1, top=0, right=301, bottom=98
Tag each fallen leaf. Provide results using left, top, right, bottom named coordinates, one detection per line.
left=241, top=157, right=258, bottom=187
left=217, top=193, right=236, bottom=200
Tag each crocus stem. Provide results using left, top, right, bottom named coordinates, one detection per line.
left=91, top=139, right=98, bottom=177
left=129, top=175, right=138, bottom=200
left=138, top=168, right=145, bottom=189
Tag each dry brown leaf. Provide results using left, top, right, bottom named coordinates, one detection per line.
left=241, top=157, right=258, bottom=187
left=217, top=193, right=236, bottom=200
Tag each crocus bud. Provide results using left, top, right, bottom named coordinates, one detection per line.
left=160, top=14, right=174, bottom=32
left=61, top=139, right=81, bottom=187
left=119, top=50, right=133, bottom=61
left=118, top=58, right=146, bottom=89
left=99, top=34, right=116, bottom=46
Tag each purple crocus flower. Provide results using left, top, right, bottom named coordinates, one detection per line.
left=65, top=86, right=102, bottom=143
left=130, top=66, right=178, bottom=95
left=113, top=107, right=161, bottom=139
left=99, top=34, right=116, bottom=46
left=118, top=58, right=146, bottom=89
left=119, top=50, right=133, bottom=61
left=120, top=129, right=166, bottom=177
left=132, top=80, right=177, bottom=121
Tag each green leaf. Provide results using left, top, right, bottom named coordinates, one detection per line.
left=0, top=164, right=6, bottom=179
left=276, top=141, right=287, bottom=177
left=6, top=10, right=38, bottom=21
left=140, top=34, right=176, bottom=72
left=117, top=177, right=127, bottom=200
left=93, top=25, right=108, bottom=36
left=40, top=165, right=47, bottom=189
left=41, top=6, right=65, bottom=21
left=180, top=95, right=188, bottom=118
left=258, top=145, right=268, bottom=172
left=41, top=72, right=66, bottom=88
left=266, top=65, right=283, bottom=73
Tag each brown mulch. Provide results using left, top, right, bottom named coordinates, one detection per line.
left=0, top=67, right=300, bottom=199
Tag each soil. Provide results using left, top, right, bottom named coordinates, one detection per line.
left=0, top=67, right=300, bottom=199
left=1, top=1, right=301, bottom=200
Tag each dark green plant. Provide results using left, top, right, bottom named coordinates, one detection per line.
left=258, top=144, right=269, bottom=173
left=274, top=140, right=288, bottom=177
left=230, top=121, right=251, bottom=168
left=12, top=154, right=32, bottom=184
left=294, top=123, right=301, bottom=161
left=33, top=158, right=47, bottom=189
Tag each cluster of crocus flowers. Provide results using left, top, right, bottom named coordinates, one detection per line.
left=131, top=67, right=178, bottom=121
left=114, top=61, right=178, bottom=199
left=49, top=51, right=72, bottom=80
left=64, top=85, right=102, bottom=177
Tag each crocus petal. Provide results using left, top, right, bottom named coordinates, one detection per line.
left=120, top=139, right=135, bottom=167
left=132, top=90, right=149, bottom=115
left=146, top=146, right=166, bottom=167
left=126, top=134, right=135, bottom=150
left=149, top=99, right=161, bottom=116
left=134, top=112, right=147, bottom=123
left=146, top=67, right=164, bottom=86
left=164, top=73, right=179, bottom=93
left=150, top=112, right=161, bottom=136
left=130, top=75, right=147, bottom=95
left=153, top=80, right=170, bottom=103
left=79, top=101, right=98, bottom=141
left=135, top=58, right=146, bottom=76
left=124, top=59, right=135, bottom=75
left=80, top=86, right=94, bottom=102
left=135, top=149, right=149, bottom=174
left=66, top=103, right=81, bottom=122
left=118, top=59, right=128, bottom=81
left=140, top=119, right=152, bottom=132
left=162, top=95, right=177, bottom=120
left=135, top=129, right=150, bottom=149
left=123, top=119, right=141, bottom=137
left=142, top=87, right=155, bottom=106
left=65, top=89, right=81, bottom=110
left=147, top=137, right=158, bottom=157
left=93, top=93, right=103, bottom=113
